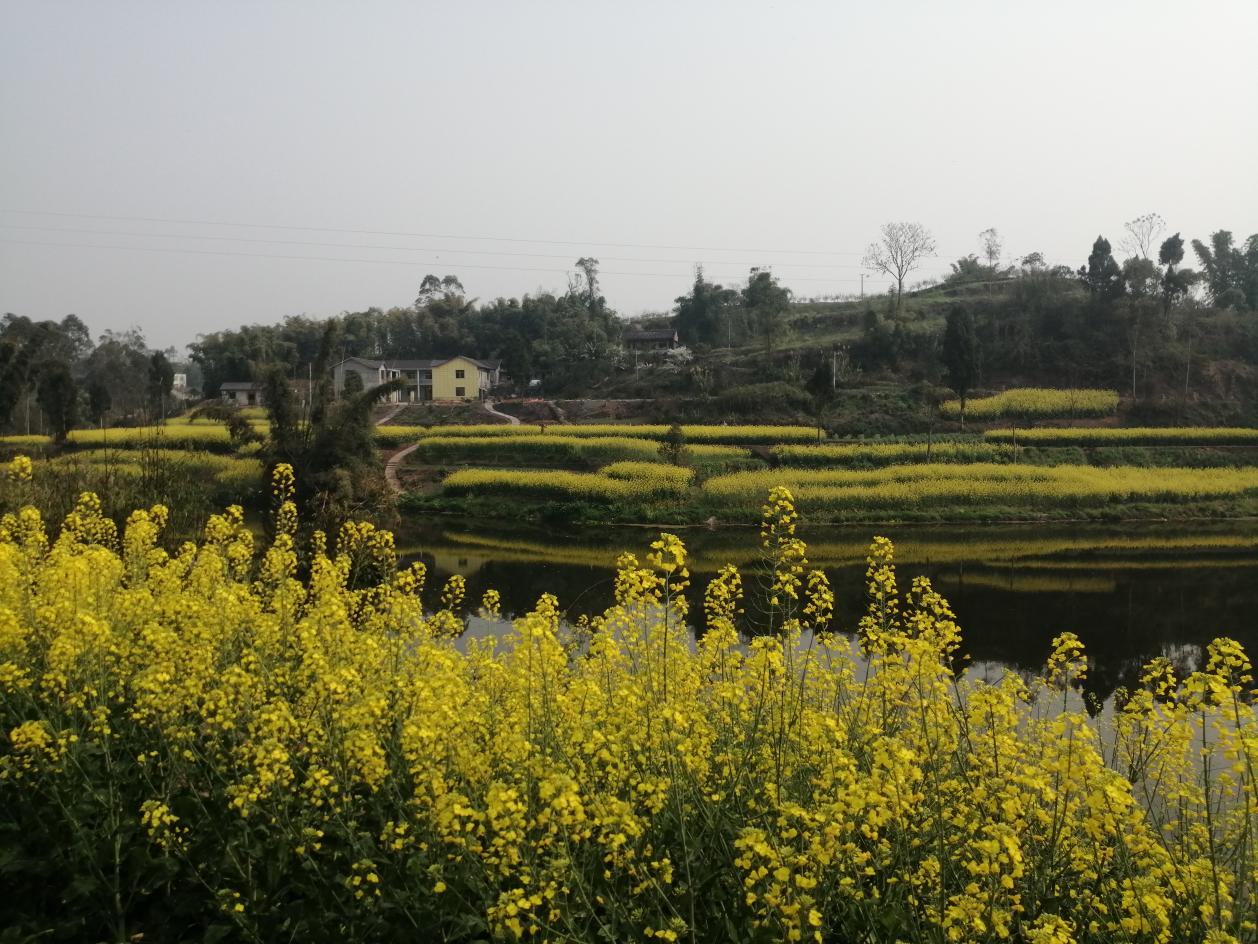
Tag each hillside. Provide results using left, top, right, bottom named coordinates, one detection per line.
left=567, top=272, right=1258, bottom=433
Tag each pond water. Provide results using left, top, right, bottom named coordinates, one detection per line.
left=396, top=516, right=1258, bottom=703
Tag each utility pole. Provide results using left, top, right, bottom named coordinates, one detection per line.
left=860, top=273, right=867, bottom=297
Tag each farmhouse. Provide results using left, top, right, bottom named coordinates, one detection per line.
left=219, top=381, right=266, bottom=407
left=623, top=327, right=679, bottom=353
left=332, top=356, right=501, bottom=402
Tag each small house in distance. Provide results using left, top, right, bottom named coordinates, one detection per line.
left=332, top=356, right=501, bottom=402
left=623, top=327, right=679, bottom=353
left=219, top=381, right=266, bottom=407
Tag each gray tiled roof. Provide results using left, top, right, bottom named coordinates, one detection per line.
left=623, top=328, right=677, bottom=341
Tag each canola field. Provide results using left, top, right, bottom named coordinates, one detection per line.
left=773, top=440, right=1012, bottom=467
left=417, top=423, right=820, bottom=444
left=702, top=463, right=1258, bottom=511
left=6, top=424, right=421, bottom=450
left=1, top=464, right=1255, bottom=943
left=443, top=463, right=694, bottom=501
left=984, top=427, right=1258, bottom=447
left=417, top=433, right=750, bottom=467
left=939, top=388, right=1119, bottom=420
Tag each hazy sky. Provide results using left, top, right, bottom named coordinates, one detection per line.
left=2, top=0, right=1256, bottom=352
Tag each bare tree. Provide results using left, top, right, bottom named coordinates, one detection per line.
left=979, top=228, right=1002, bottom=269
left=1120, top=212, right=1165, bottom=259
left=862, top=222, right=937, bottom=313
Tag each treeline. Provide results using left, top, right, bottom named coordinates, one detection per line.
left=6, top=224, right=1256, bottom=437
left=0, top=316, right=178, bottom=440
left=190, top=266, right=622, bottom=398
left=839, top=226, right=1258, bottom=406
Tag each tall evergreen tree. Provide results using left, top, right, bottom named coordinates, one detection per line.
left=942, top=306, right=980, bottom=426
left=1078, top=236, right=1125, bottom=304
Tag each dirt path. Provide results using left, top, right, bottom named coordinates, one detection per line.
left=376, top=402, right=407, bottom=426
left=484, top=400, right=521, bottom=425
left=384, top=400, right=517, bottom=494
left=384, top=442, right=421, bottom=494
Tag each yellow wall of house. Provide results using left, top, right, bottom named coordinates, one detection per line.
left=432, top=357, right=484, bottom=400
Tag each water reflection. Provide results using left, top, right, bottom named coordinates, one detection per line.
left=397, top=517, right=1258, bottom=703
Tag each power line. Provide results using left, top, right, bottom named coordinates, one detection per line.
left=0, top=208, right=867, bottom=256
left=0, top=223, right=875, bottom=269
left=0, top=237, right=899, bottom=284
left=0, top=210, right=1082, bottom=268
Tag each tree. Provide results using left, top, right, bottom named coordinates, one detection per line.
left=341, top=370, right=364, bottom=397
left=979, top=228, right=1002, bottom=269
left=658, top=423, right=689, bottom=466
left=87, top=379, right=112, bottom=426
left=862, top=222, right=937, bottom=314
left=941, top=306, right=980, bottom=426
left=262, top=322, right=404, bottom=528
left=804, top=356, right=835, bottom=439
left=83, top=329, right=151, bottom=421
left=1120, top=213, right=1165, bottom=259
left=1078, top=236, right=1125, bottom=304
left=1121, top=257, right=1159, bottom=299
left=1192, top=231, right=1258, bottom=311
left=146, top=351, right=175, bottom=420
left=36, top=359, right=78, bottom=442
left=1158, top=233, right=1196, bottom=316
left=1120, top=257, right=1160, bottom=398
left=0, top=314, right=98, bottom=433
left=674, top=266, right=738, bottom=345
left=742, top=268, right=791, bottom=354
left=573, top=258, right=602, bottom=312
left=416, top=274, right=466, bottom=308
left=0, top=338, right=31, bottom=430
left=946, top=255, right=986, bottom=285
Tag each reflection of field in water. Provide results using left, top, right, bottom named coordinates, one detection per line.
left=411, top=525, right=1258, bottom=571
left=396, top=517, right=1258, bottom=702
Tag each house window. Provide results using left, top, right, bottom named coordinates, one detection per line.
left=455, top=369, right=465, bottom=379
left=455, top=386, right=466, bottom=398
